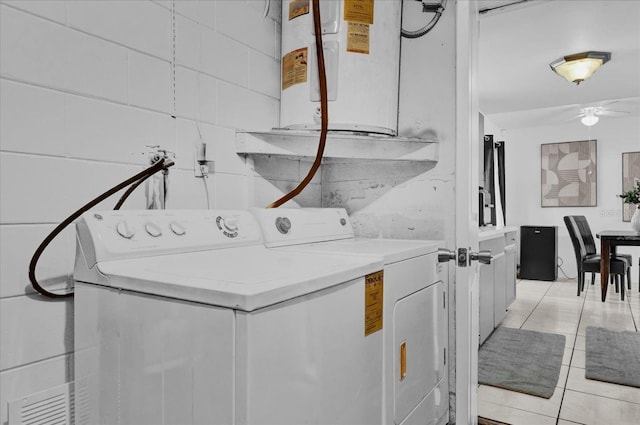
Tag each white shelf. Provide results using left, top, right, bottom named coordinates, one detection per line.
left=236, top=130, right=439, bottom=163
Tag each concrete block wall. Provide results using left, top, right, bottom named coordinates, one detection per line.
left=321, top=160, right=444, bottom=238
left=251, top=156, right=322, bottom=208
left=349, top=0, right=456, bottom=243
left=0, top=1, right=281, bottom=422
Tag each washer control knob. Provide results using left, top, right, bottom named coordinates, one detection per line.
left=116, top=221, right=135, bottom=239
left=169, top=222, right=186, bottom=236
left=275, top=217, right=292, bottom=234
left=340, top=218, right=347, bottom=226
left=216, top=216, right=239, bottom=238
left=145, top=223, right=162, bottom=238
left=222, top=217, right=239, bottom=232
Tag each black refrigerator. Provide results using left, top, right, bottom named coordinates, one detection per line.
left=520, top=226, right=558, bottom=281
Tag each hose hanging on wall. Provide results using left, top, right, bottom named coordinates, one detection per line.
left=28, top=158, right=174, bottom=299
left=266, top=0, right=328, bottom=208
left=401, top=0, right=447, bottom=39
left=113, top=169, right=157, bottom=210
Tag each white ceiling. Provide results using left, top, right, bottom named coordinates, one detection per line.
left=478, top=0, right=640, bottom=129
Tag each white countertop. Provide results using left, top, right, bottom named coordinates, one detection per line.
left=479, top=226, right=518, bottom=242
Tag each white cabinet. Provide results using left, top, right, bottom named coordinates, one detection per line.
left=504, top=230, right=517, bottom=306
left=478, top=234, right=505, bottom=344
left=493, top=252, right=507, bottom=327
left=478, top=227, right=518, bottom=345
left=478, top=263, right=493, bottom=344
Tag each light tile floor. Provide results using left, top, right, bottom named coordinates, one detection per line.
left=478, top=277, right=640, bottom=425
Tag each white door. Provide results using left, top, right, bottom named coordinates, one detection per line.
left=454, top=1, right=481, bottom=424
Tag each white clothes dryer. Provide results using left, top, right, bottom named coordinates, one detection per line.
left=251, top=208, right=450, bottom=425
left=73, top=209, right=385, bottom=425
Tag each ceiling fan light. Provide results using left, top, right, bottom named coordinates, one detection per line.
left=581, top=114, right=599, bottom=126
left=550, top=51, right=611, bottom=84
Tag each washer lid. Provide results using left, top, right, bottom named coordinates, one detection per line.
left=90, top=245, right=384, bottom=311
left=275, top=238, right=442, bottom=264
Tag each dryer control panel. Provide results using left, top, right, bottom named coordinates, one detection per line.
left=251, top=208, right=354, bottom=247
left=75, top=210, right=263, bottom=266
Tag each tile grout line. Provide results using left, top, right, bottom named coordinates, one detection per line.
left=555, top=281, right=590, bottom=425
left=515, top=280, right=580, bottom=424
left=479, top=398, right=560, bottom=422
left=561, top=385, right=640, bottom=407
left=516, top=280, right=556, bottom=331
left=627, top=287, right=638, bottom=331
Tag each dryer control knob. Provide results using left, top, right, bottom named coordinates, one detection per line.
left=116, top=221, right=135, bottom=239
left=275, top=217, right=292, bottom=234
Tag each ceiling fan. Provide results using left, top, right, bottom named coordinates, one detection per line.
left=572, top=101, right=630, bottom=126
left=485, top=97, right=639, bottom=130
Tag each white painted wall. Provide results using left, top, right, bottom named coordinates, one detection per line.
left=0, top=1, right=280, bottom=423
left=486, top=116, right=640, bottom=279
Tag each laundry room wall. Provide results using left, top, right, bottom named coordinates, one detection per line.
left=0, top=1, right=281, bottom=422
left=322, top=3, right=457, bottom=243
left=252, top=156, right=323, bottom=208
left=1, top=1, right=463, bottom=422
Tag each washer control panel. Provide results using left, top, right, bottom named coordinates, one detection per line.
left=76, top=210, right=263, bottom=264
left=216, top=215, right=239, bottom=238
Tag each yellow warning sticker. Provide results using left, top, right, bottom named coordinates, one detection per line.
left=344, top=0, right=374, bottom=24
left=282, top=47, right=308, bottom=90
left=289, top=0, right=309, bottom=20
left=364, top=270, right=383, bottom=336
left=346, top=22, right=370, bottom=54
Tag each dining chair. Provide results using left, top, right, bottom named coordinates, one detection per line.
left=563, top=216, right=630, bottom=299
left=569, top=215, right=633, bottom=294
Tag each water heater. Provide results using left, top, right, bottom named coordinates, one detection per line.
left=280, top=0, right=401, bottom=136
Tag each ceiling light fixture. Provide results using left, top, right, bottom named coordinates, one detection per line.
left=549, top=51, right=611, bottom=85
left=581, top=107, right=599, bottom=126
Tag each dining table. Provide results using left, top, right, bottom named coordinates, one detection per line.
left=596, top=230, right=640, bottom=302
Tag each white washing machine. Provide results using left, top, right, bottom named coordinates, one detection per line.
left=251, top=208, right=449, bottom=425
left=73, top=209, right=385, bottom=425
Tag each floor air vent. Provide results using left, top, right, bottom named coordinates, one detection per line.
left=8, top=382, right=73, bottom=425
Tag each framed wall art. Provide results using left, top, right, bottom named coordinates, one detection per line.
left=622, top=151, right=640, bottom=221
left=541, top=140, right=597, bottom=207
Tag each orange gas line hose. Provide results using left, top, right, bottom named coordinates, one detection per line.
left=266, top=0, right=328, bottom=208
